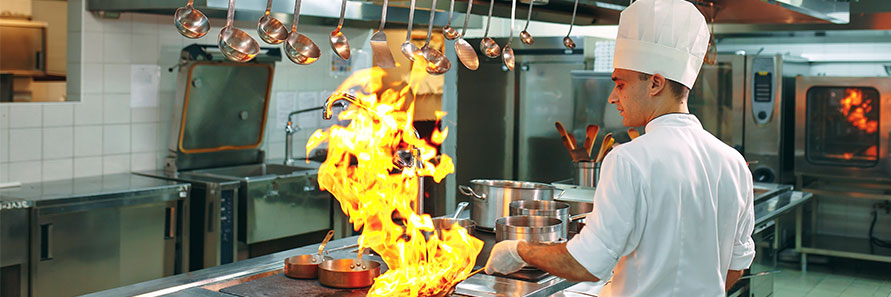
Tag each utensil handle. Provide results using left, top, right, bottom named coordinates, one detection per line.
left=458, top=185, right=485, bottom=200
left=377, top=0, right=389, bottom=32
left=523, top=0, right=533, bottom=31
left=566, top=0, right=578, bottom=36
left=507, top=0, right=515, bottom=43
left=225, top=0, right=235, bottom=27
left=265, top=0, right=273, bottom=13
left=292, top=0, right=302, bottom=31
left=424, top=0, right=439, bottom=46
left=405, top=0, right=417, bottom=41
left=318, top=230, right=335, bottom=254
left=553, top=190, right=566, bottom=200
left=337, top=0, right=347, bottom=27
left=453, top=201, right=470, bottom=219
left=460, top=0, right=474, bottom=36
left=187, top=0, right=195, bottom=7
left=483, top=0, right=495, bottom=37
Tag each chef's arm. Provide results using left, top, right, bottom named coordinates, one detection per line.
left=517, top=241, right=601, bottom=282
left=725, top=269, right=743, bottom=291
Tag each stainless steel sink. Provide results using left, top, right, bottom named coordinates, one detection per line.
left=192, top=163, right=315, bottom=179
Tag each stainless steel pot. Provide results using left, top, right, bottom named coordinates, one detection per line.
left=509, top=200, right=570, bottom=239
left=495, top=215, right=563, bottom=243
left=459, top=179, right=555, bottom=230
left=431, top=217, right=475, bottom=238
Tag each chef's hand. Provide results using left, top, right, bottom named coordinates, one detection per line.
left=484, top=240, right=527, bottom=275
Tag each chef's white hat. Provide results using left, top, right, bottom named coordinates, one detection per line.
left=613, top=0, right=709, bottom=89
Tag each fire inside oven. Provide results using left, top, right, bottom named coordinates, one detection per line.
left=806, top=86, right=880, bottom=167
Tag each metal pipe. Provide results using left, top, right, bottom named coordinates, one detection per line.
left=284, top=105, right=342, bottom=166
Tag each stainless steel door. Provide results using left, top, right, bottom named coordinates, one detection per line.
left=243, top=173, right=331, bottom=244
left=517, top=58, right=585, bottom=182
left=32, top=200, right=180, bottom=297
left=688, top=54, right=746, bottom=151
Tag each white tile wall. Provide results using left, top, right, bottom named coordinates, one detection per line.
left=9, top=128, right=42, bottom=162
left=102, top=154, right=129, bottom=174
left=103, top=124, right=130, bottom=154
left=74, top=94, right=103, bottom=125
left=9, top=105, right=43, bottom=128
left=74, top=125, right=102, bottom=156
left=43, top=104, right=74, bottom=127
left=9, top=161, right=42, bottom=183
left=42, top=127, right=74, bottom=159
left=2, top=4, right=375, bottom=183
left=42, top=158, right=74, bottom=181
left=103, top=93, right=131, bottom=123
left=73, top=156, right=102, bottom=178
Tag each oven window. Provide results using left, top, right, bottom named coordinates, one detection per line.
left=806, top=86, right=880, bottom=167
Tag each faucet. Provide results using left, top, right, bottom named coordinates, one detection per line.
left=284, top=103, right=346, bottom=166
left=322, top=92, right=427, bottom=214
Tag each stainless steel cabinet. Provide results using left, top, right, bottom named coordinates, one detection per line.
left=0, top=174, right=189, bottom=297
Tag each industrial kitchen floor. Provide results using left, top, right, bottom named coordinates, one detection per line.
left=772, top=257, right=891, bottom=297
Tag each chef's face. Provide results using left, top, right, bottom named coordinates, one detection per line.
left=608, top=69, right=650, bottom=127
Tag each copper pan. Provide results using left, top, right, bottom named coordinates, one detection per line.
left=284, top=230, right=335, bottom=279
left=318, top=248, right=382, bottom=288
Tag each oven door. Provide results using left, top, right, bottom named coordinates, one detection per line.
left=794, top=76, right=891, bottom=181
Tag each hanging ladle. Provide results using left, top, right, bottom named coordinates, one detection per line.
left=330, top=0, right=351, bottom=60
left=454, top=0, right=479, bottom=70
left=219, top=0, right=260, bottom=62
left=519, top=0, right=535, bottom=45
left=502, top=0, right=516, bottom=71
left=401, top=0, right=423, bottom=62
left=442, top=0, right=459, bottom=40
left=174, top=0, right=210, bottom=39
left=284, top=0, right=320, bottom=65
left=479, top=0, right=501, bottom=58
left=421, top=0, right=451, bottom=74
left=257, top=0, right=288, bottom=44
left=369, top=0, right=396, bottom=68
left=563, top=0, right=579, bottom=50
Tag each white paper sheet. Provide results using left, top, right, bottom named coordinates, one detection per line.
left=276, top=91, right=297, bottom=130
left=130, top=65, right=160, bottom=107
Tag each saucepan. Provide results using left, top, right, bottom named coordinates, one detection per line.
left=284, top=230, right=336, bottom=279
left=318, top=247, right=382, bottom=288
left=431, top=202, right=475, bottom=238
left=510, top=200, right=571, bottom=239
left=459, top=179, right=555, bottom=230
left=495, top=215, right=564, bottom=243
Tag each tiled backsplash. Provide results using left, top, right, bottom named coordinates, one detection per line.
left=0, top=0, right=372, bottom=183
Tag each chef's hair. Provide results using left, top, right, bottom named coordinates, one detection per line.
left=638, top=73, right=689, bottom=100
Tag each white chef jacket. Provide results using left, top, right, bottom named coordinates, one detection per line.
left=566, top=113, right=755, bottom=297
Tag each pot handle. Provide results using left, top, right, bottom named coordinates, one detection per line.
left=570, top=212, right=590, bottom=221
left=554, top=189, right=566, bottom=200
left=458, top=185, right=486, bottom=200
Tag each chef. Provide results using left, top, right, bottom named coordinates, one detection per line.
left=484, top=0, right=756, bottom=295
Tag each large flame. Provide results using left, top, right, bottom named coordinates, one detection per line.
left=306, top=60, right=483, bottom=296
left=838, top=88, right=878, bottom=134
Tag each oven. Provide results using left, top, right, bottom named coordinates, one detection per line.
left=794, top=76, right=891, bottom=181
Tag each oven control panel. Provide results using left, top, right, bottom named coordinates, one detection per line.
left=751, top=57, right=776, bottom=125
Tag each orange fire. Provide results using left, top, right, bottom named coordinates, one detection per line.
left=838, top=88, right=878, bottom=134
left=306, top=60, right=483, bottom=296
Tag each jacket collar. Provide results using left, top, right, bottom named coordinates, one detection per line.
left=644, top=113, right=702, bottom=133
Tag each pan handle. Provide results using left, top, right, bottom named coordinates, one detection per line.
left=458, top=185, right=486, bottom=200
left=570, top=212, right=590, bottom=221
left=554, top=190, right=566, bottom=200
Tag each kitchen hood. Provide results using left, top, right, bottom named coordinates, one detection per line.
left=87, top=0, right=853, bottom=27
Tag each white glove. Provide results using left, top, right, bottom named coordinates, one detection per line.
left=485, top=240, right=527, bottom=275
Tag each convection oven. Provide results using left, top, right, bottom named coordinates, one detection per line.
left=794, top=76, right=891, bottom=181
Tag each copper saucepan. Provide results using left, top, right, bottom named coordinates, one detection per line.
left=284, top=230, right=335, bottom=279
left=318, top=247, right=382, bottom=288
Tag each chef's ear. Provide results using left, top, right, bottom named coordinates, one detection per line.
left=647, top=73, right=668, bottom=97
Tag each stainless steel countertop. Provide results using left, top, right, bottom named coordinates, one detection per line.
left=86, top=234, right=576, bottom=297
left=0, top=173, right=189, bottom=210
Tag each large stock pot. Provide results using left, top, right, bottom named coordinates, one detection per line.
left=458, top=179, right=555, bottom=230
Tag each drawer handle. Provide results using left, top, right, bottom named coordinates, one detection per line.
left=40, top=223, right=52, bottom=261
left=165, top=207, right=176, bottom=239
